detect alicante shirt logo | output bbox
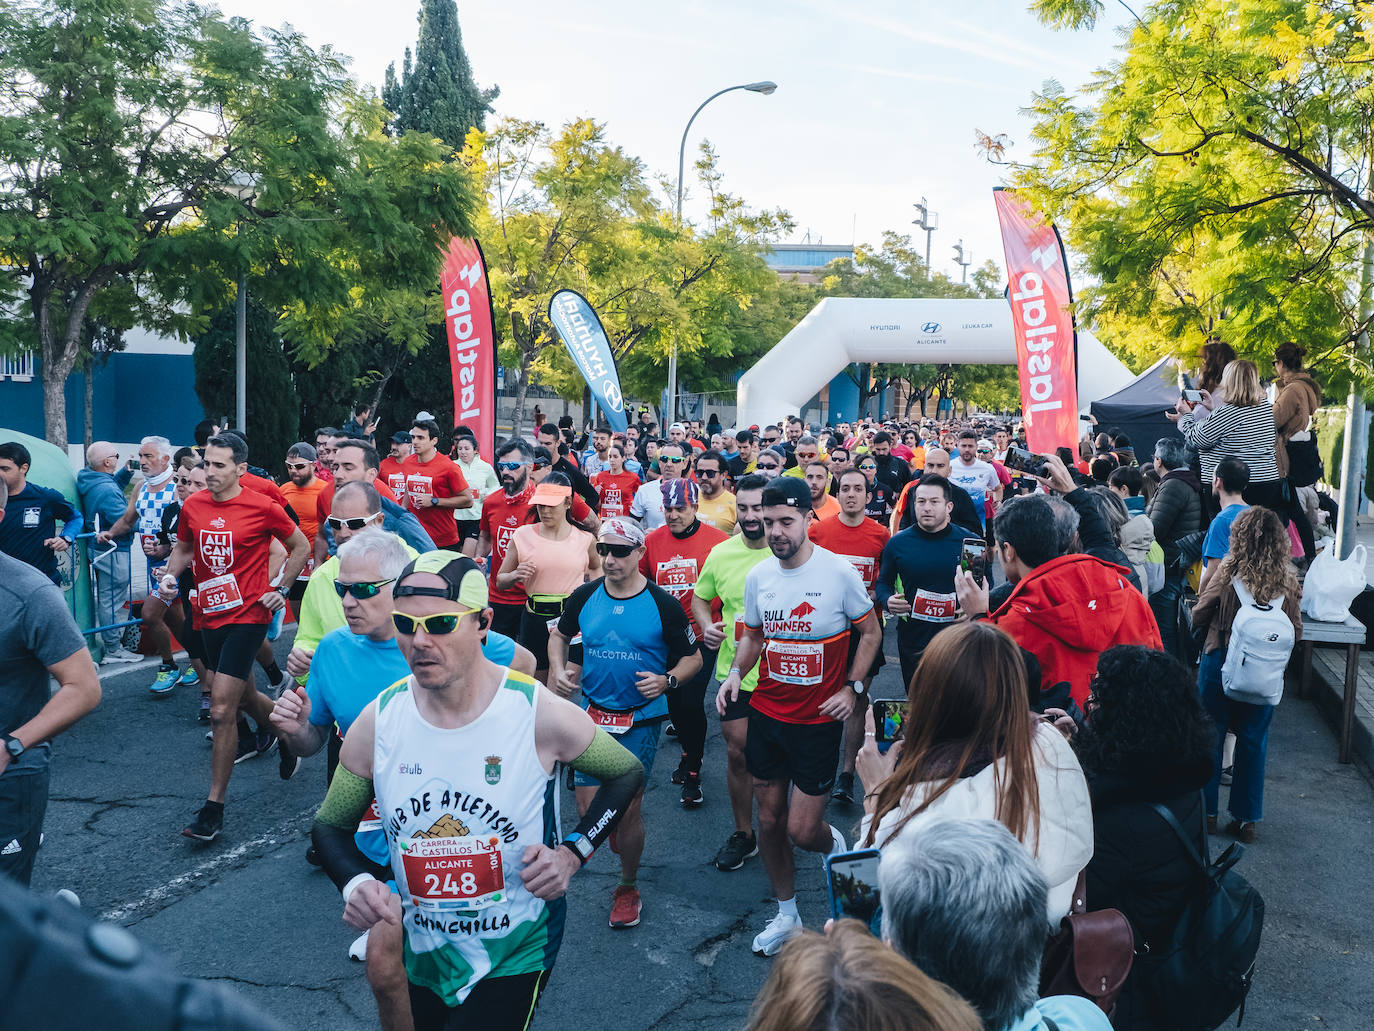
[484,755,502,785]
[199,529,233,575]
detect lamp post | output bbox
[952,239,972,283]
[221,171,259,432]
[913,197,938,275]
[667,80,776,432]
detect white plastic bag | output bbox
[1300,543,1367,622]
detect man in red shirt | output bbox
[639,478,727,807]
[807,466,890,804]
[378,431,411,497]
[402,419,472,548]
[279,442,327,619]
[478,438,538,640]
[158,434,310,843]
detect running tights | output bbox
[666,646,716,772]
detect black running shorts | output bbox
[745,709,844,797]
[200,623,268,681]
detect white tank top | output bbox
[372,670,561,1004]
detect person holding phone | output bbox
[875,475,983,694]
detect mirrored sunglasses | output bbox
[334,578,395,600]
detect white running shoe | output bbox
[823,823,847,868]
[751,911,802,956]
[349,929,369,962]
[100,648,142,665]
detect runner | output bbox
[807,466,890,805]
[451,432,499,558]
[691,473,772,871]
[693,450,737,534]
[314,439,434,564]
[548,518,701,928]
[948,429,1003,534]
[855,454,895,525]
[801,460,841,521]
[479,440,538,642]
[590,445,640,519]
[157,434,310,842]
[580,425,612,477]
[631,441,687,530]
[280,443,328,620]
[379,432,412,498]
[715,476,880,955]
[0,441,83,586]
[311,552,644,1030]
[402,420,473,549]
[638,480,727,807]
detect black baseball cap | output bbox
[761,475,812,511]
[390,431,412,444]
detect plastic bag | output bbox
[1301,543,1367,622]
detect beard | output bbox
[739,519,765,541]
[769,534,802,561]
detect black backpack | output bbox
[1145,800,1265,1029]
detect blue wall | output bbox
[0,352,206,444]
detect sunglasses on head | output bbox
[497,461,526,471]
[595,542,638,558]
[334,578,395,600]
[327,515,377,531]
[391,609,480,635]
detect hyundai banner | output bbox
[992,188,1079,453]
[548,289,628,433]
[440,236,497,461]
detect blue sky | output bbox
[220,0,1128,282]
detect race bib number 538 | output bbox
[400,835,505,910]
[765,640,823,685]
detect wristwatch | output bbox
[276,585,291,600]
[2,734,25,761]
[850,679,867,695]
[665,673,679,692]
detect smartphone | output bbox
[872,699,908,754]
[1182,389,1203,403]
[826,848,883,932]
[1003,445,1049,478]
[961,537,989,586]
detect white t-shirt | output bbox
[949,458,1000,498]
[629,480,667,530]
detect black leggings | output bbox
[409,970,551,1031]
[666,645,717,772]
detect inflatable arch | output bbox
[735,298,1135,429]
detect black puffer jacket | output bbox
[1147,469,1203,567]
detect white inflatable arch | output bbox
[735,297,1134,428]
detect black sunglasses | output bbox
[334,578,395,599]
[327,515,376,531]
[660,457,685,464]
[595,542,638,558]
[533,460,550,470]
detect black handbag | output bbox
[1286,434,1322,488]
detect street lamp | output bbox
[913,197,938,275]
[220,170,259,433]
[667,80,776,430]
[953,239,972,283]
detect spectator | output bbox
[1189,337,1238,429]
[77,442,138,663]
[1093,486,1162,597]
[1108,465,1146,515]
[0,441,83,585]
[1111,432,1136,467]
[1073,645,1215,1031]
[1198,457,1250,595]
[340,402,376,440]
[857,622,1093,921]
[879,818,1112,1031]
[1146,437,1203,657]
[1089,454,1117,485]
[1193,506,1302,843]
[1271,341,1321,559]
[744,919,983,1031]
[955,493,1160,708]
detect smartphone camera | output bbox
[872,699,908,755]
[826,848,883,934]
[1005,445,1050,479]
[960,537,989,587]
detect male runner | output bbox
[693,450,737,534]
[0,441,83,585]
[478,439,537,641]
[691,473,772,871]
[715,476,879,955]
[801,460,841,521]
[630,441,687,530]
[314,439,434,564]
[580,425,612,478]
[280,442,328,619]
[807,467,890,805]
[948,428,1003,531]
[312,552,644,1030]
[403,420,472,549]
[380,432,412,497]
[638,481,726,807]
[158,434,310,842]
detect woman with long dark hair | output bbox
[857,621,1093,921]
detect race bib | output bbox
[655,557,698,598]
[400,834,505,910]
[909,588,957,623]
[600,486,624,516]
[358,797,383,835]
[547,616,582,646]
[296,555,315,582]
[765,639,823,686]
[407,475,434,506]
[842,554,877,589]
[387,473,406,496]
[22,507,39,528]
[585,703,635,735]
[198,572,245,614]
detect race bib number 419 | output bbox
[400,835,505,910]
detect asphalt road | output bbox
[29,624,1374,1031]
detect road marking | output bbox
[99,805,318,925]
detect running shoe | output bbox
[680,772,704,809]
[348,929,369,962]
[751,911,802,956]
[253,727,278,760]
[266,606,285,641]
[665,723,678,739]
[670,753,689,785]
[609,885,642,928]
[233,730,261,764]
[831,772,855,805]
[197,694,211,723]
[179,666,201,687]
[266,671,290,699]
[823,823,847,869]
[713,831,758,872]
[279,739,302,781]
[54,889,81,909]
[148,664,179,696]
[181,804,223,842]
[100,647,141,665]
[305,845,323,868]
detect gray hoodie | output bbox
[76,467,134,550]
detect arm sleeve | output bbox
[565,729,645,854]
[312,765,382,893]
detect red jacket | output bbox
[989,554,1161,707]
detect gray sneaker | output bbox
[100,647,142,665]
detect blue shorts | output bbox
[574,720,662,787]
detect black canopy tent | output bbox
[1088,357,1184,459]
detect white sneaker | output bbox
[349,929,369,962]
[823,823,847,868]
[751,911,802,956]
[100,648,142,665]
[54,889,81,908]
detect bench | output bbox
[1295,614,1367,763]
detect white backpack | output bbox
[1221,579,1294,706]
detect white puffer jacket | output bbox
[861,721,1094,923]
[1119,513,1163,596]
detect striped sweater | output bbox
[1181,401,1279,484]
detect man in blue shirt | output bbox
[1199,457,1251,595]
[548,516,701,930]
[0,441,83,585]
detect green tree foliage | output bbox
[383,0,498,149]
[1014,0,1374,396]
[0,0,476,447]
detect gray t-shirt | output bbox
[0,552,86,769]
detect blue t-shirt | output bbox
[483,629,517,667]
[557,578,696,722]
[1202,503,1248,567]
[1004,995,1113,1031]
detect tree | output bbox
[0,0,476,448]
[383,0,497,150]
[1012,0,1374,392]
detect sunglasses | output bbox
[175,476,197,486]
[757,462,781,470]
[286,462,311,472]
[595,542,638,558]
[327,515,378,531]
[391,609,480,635]
[497,461,527,471]
[533,461,550,470]
[763,437,780,444]
[697,468,720,477]
[334,578,396,599]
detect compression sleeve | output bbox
[312,766,381,894]
[561,730,644,862]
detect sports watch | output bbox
[2,734,25,761]
[850,680,867,695]
[664,673,679,693]
[276,585,291,600]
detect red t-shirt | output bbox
[379,457,408,498]
[314,477,400,526]
[481,483,534,605]
[280,478,327,581]
[592,470,641,518]
[177,488,297,628]
[639,521,728,634]
[240,471,289,512]
[403,452,470,547]
[808,514,890,594]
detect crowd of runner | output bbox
[0,340,1328,1030]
